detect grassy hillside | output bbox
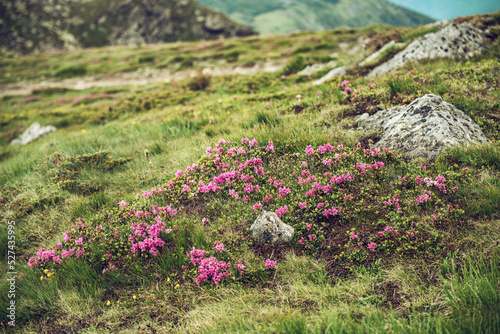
[0,12,500,333]
[197,0,434,34]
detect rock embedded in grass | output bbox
[249,209,294,243]
[10,122,56,145]
[359,94,488,160]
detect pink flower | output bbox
[265,259,277,269]
[253,203,262,211]
[266,141,274,151]
[370,79,375,82]
[350,231,358,239]
[367,242,376,252]
[296,94,302,100]
[214,241,224,252]
[317,91,322,95]
[265,102,270,107]
[118,200,128,207]
[182,185,190,192]
[237,263,246,271]
[175,170,184,178]
[345,87,351,93]
[378,232,384,237]
[299,202,307,209]
[55,242,62,249]
[301,161,307,166]
[281,74,286,79]
[306,224,313,232]
[305,145,314,156]
[275,205,288,218]
[202,217,209,224]
[75,237,83,245]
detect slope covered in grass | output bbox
[0,12,499,333]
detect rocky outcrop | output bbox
[0,0,256,55]
[368,23,488,77]
[358,94,488,160]
[249,209,294,243]
[313,66,348,85]
[10,122,56,145]
[359,40,405,67]
[298,61,337,76]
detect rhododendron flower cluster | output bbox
[187,247,231,285]
[265,259,277,269]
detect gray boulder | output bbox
[10,122,56,145]
[368,23,488,77]
[249,209,294,243]
[359,94,488,160]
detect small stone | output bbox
[249,210,294,243]
[10,122,56,145]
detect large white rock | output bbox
[368,23,488,77]
[10,122,56,145]
[249,209,294,243]
[359,94,488,160]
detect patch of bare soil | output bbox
[0,60,287,97]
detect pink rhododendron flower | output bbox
[253,203,262,211]
[305,145,314,156]
[350,231,358,239]
[265,259,277,269]
[118,200,128,207]
[266,141,274,151]
[214,241,224,252]
[275,205,288,218]
[368,242,376,252]
[182,185,190,192]
[299,202,307,209]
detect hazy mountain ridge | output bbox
[197,0,435,34]
[0,0,256,55]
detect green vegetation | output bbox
[0,12,499,334]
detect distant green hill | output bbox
[0,0,255,54]
[197,0,434,35]
[386,0,500,20]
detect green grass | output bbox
[1,11,499,333]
